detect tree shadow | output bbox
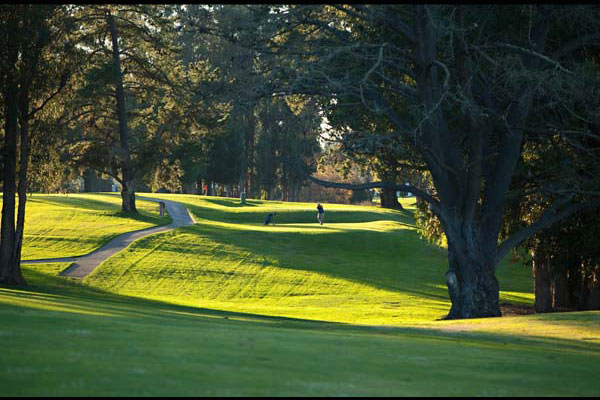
[203,198,260,208]
[3,268,599,355]
[28,195,126,212]
[141,221,452,303]
[161,205,528,305]
[186,203,415,227]
[27,194,169,225]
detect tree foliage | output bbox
[253,4,600,318]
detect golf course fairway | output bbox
[1,193,598,396]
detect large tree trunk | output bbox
[107,10,137,213]
[444,237,501,319]
[380,186,403,210]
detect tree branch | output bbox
[282,156,439,209]
[495,197,600,266]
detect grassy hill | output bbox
[83,194,532,325]
[20,193,170,260]
[1,193,598,396]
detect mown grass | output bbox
[1,262,599,396]
[84,194,533,325]
[1,193,599,396]
[14,193,171,260]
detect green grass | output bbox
[2,263,599,396]
[83,194,533,325]
[1,193,599,396]
[15,193,171,260]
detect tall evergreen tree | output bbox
[64,5,184,212]
[0,5,79,284]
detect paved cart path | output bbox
[21,196,195,278]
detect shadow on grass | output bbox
[3,268,599,355]
[171,200,532,304]
[28,195,127,212]
[21,219,173,262]
[203,198,260,208]
[114,222,454,303]
[28,194,171,226]
[186,203,416,227]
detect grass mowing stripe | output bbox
[10,193,171,260]
[1,194,598,396]
[82,195,532,325]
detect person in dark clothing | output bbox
[316,202,324,225]
[264,212,276,225]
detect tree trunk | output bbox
[0,80,25,285]
[239,172,247,204]
[281,169,289,202]
[121,181,137,213]
[380,186,403,210]
[444,238,501,319]
[533,248,553,313]
[552,268,572,310]
[287,183,295,202]
[12,84,32,285]
[107,10,137,214]
[239,128,247,204]
[584,268,600,309]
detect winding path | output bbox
[21,196,195,278]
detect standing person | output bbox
[264,212,276,226]
[317,202,325,225]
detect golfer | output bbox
[265,212,276,226]
[317,202,324,225]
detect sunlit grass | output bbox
[438,311,600,345]
[1,194,599,396]
[82,194,533,325]
[8,193,171,260]
[1,262,598,396]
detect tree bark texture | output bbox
[444,239,501,319]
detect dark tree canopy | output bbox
[247,4,600,318]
